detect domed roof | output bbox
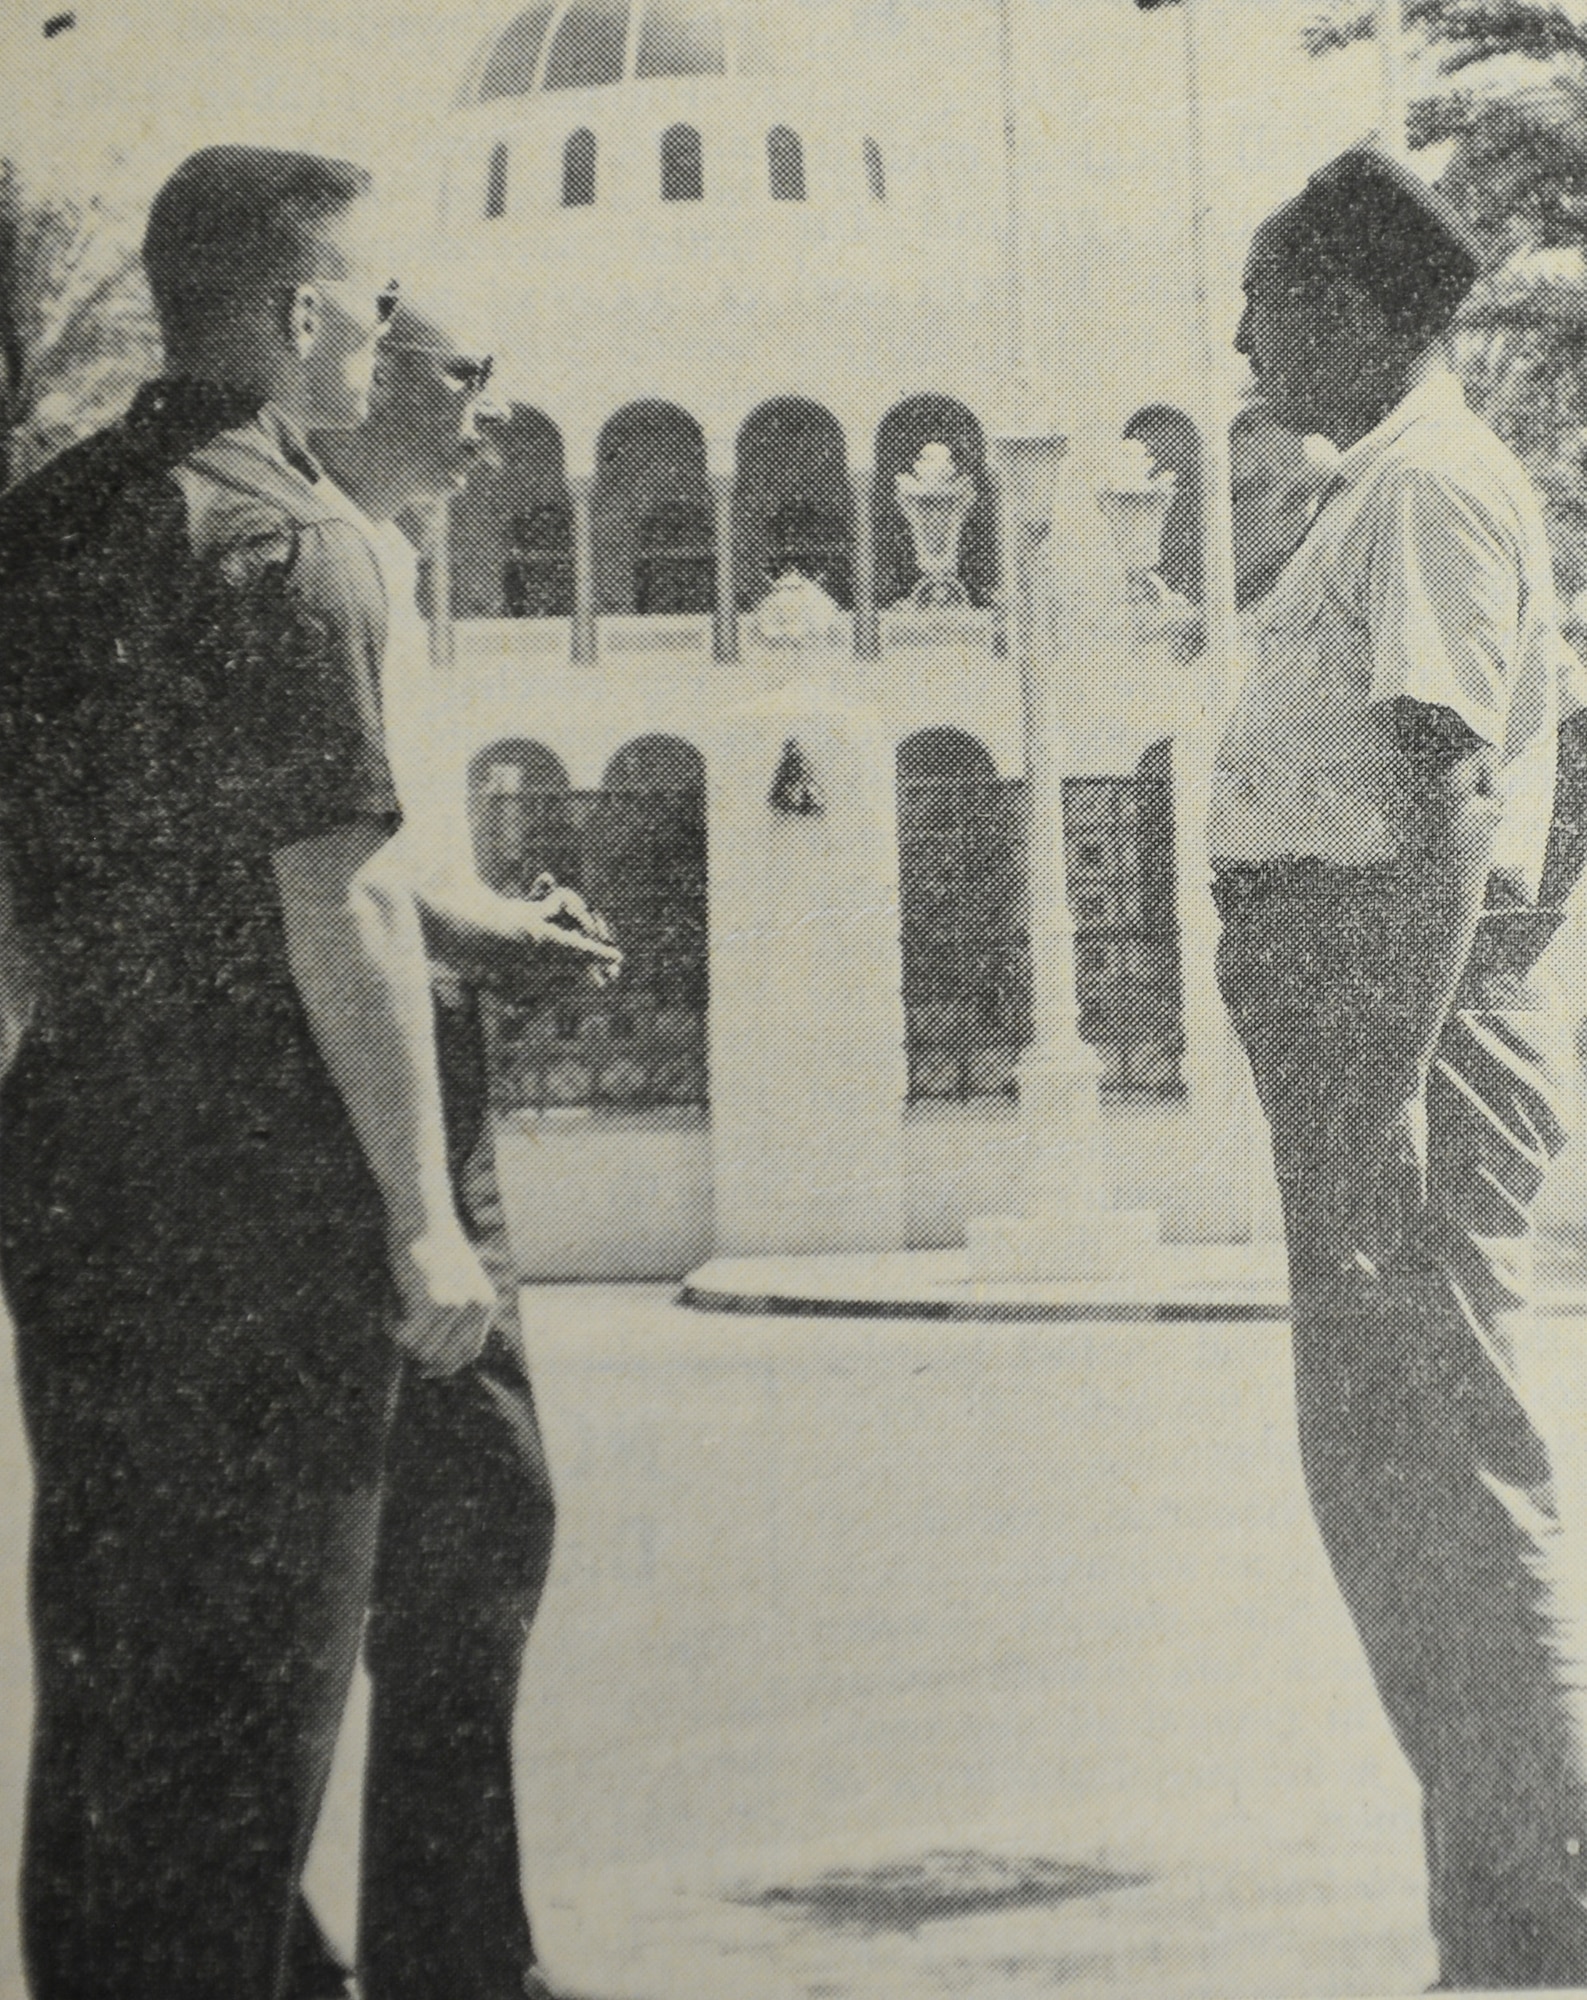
[459,0,799,104]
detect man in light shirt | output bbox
[310,301,617,2000]
[1214,145,1587,1986]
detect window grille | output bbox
[501,501,575,618]
[660,123,704,201]
[895,732,1185,1104]
[562,127,597,206]
[1063,750,1185,1099]
[634,497,714,612]
[767,126,806,202]
[898,770,1032,1103]
[473,785,710,1111]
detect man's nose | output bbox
[1233,305,1253,357]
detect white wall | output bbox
[495,1110,713,1279]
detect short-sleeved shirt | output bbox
[0,380,402,1446]
[1209,367,1584,900]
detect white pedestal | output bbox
[966,1046,1164,1281]
[705,666,908,1258]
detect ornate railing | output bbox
[470,786,710,1112]
[898,761,1185,1105]
[898,777,1033,1102]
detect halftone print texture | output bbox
[14,4,1587,1999]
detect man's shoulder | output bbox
[0,421,144,586]
[177,431,385,617]
[1378,398,1542,538]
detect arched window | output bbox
[767,126,806,202]
[484,141,509,220]
[562,128,597,207]
[477,3,556,100]
[863,137,886,203]
[542,0,627,89]
[1121,404,1203,604]
[733,397,854,609]
[660,123,704,202]
[592,401,715,614]
[468,739,573,894]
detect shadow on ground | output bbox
[739,1849,1149,1935]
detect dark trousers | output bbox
[19,1391,384,2000]
[0,1026,397,2000]
[1217,860,1587,1987]
[353,980,557,2000]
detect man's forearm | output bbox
[1538,710,1587,917]
[1384,753,1500,1063]
[274,824,457,1244]
[0,844,38,1078]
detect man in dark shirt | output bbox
[0,146,499,2000]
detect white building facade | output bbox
[396,0,1292,1279]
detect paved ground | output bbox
[7,1286,1587,1997]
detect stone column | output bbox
[966,430,1163,1280]
[709,470,738,664]
[567,472,597,666]
[849,461,879,660]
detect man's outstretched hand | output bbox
[518,874,623,988]
[414,867,623,996]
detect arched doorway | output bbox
[468,734,710,1110]
[733,398,854,609]
[452,406,572,619]
[466,738,573,892]
[873,396,998,610]
[593,402,715,615]
[1122,404,1203,605]
[896,727,1031,1102]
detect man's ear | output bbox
[287,283,321,361]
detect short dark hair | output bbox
[1259,145,1483,347]
[143,144,374,347]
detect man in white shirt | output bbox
[1214,145,1587,1986]
[307,305,618,2000]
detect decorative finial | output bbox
[750,570,842,650]
[895,442,976,609]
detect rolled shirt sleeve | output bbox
[1364,466,1519,749]
[220,513,402,857]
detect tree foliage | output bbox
[1308,2,1587,585]
[0,158,161,488]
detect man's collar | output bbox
[257,403,324,485]
[126,377,268,463]
[125,380,325,486]
[1334,361,1467,487]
